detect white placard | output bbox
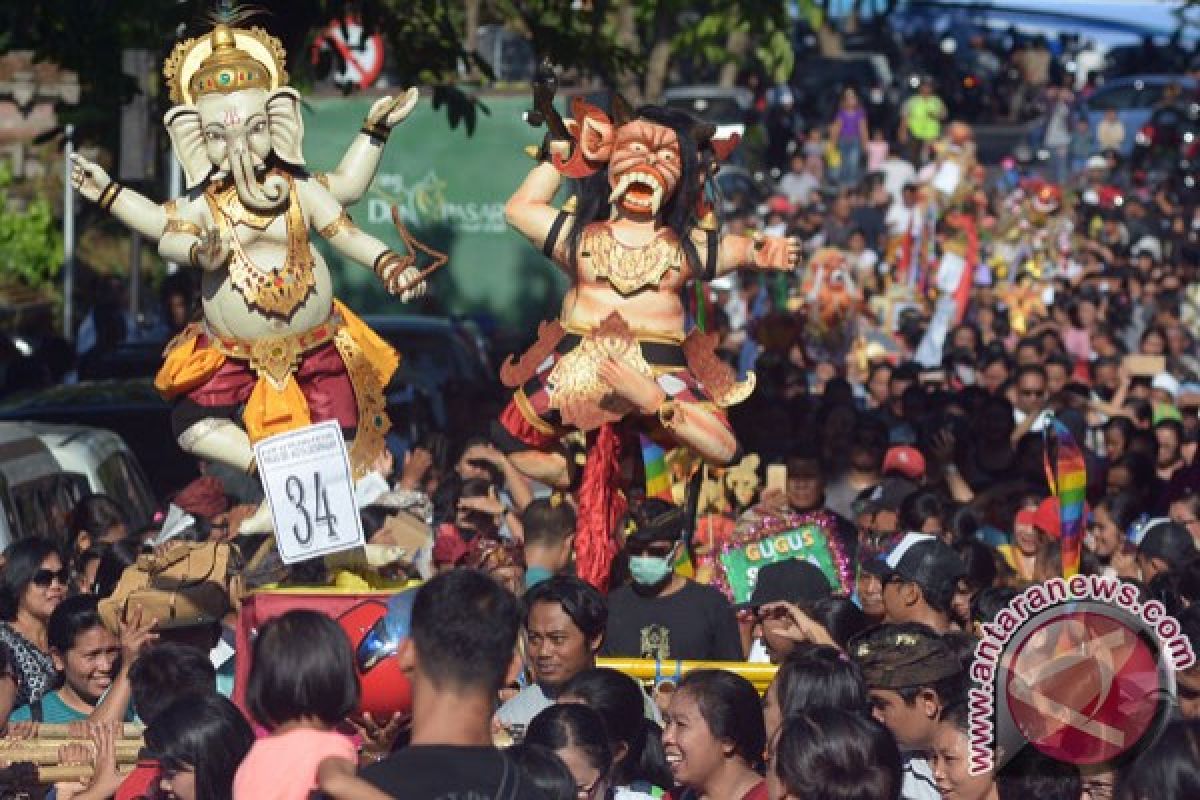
[254,420,365,564]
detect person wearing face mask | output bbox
[602,500,743,662]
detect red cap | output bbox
[1031,496,1090,541]
[882,446,926,481]
[1032,497,1063,539]
[1015,508,1037,529]
[767,195,793,214]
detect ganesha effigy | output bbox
[495,73,798,588]
[70,18,436,530]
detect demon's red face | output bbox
[604,120,681,216]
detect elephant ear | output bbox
[266,87,305,168]
[163,105,210,190]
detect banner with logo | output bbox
[301,95,568,334]
[714,511,851,603]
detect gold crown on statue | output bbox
[164,22,288,105]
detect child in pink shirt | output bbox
[865,129,889,173]
[233,611,361,800]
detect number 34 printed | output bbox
[284,471,339,545]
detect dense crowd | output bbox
[0,44,1199,800]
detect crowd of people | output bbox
[0,35,1199,800]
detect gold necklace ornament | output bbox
[204,175,316,320]
[581,224,682,295]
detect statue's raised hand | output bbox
[69,153,111,204]
[380,261,427,303]
[752,233,802,271]
[367,88,420,132]
[192,225,231,272]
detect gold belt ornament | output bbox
[547,312,655,431]
[204,175,317,320]
[208,315,341,390]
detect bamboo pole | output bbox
[0,741,142,765]
[16,723,144,740]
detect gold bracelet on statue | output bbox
[372,250,414,282]
[98,182,123,211]
[657,399,680,430]
[317,211,354,239]
[360,120,390,144]
[188,241,201,269]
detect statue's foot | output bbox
[597,358,665,415]
[237,501,275,535]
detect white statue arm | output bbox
[69,154,166,240]
[303,179,426,303]
[318,89,419,207]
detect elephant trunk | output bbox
[230,147,289,213]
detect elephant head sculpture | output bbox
[163,23,302,212]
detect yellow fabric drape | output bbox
[154,328,227,399]
[153,300,399,446]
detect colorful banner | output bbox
[1044,416,1087,578]
[714,511,851,604]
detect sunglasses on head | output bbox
[31,568,69,588]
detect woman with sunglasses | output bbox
[0,538,68,714]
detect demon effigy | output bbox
[496,71,799,588]
[70,14,439,531]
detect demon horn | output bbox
[611,92,635,126]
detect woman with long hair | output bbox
[147,693,255,800]
[559,667,673,794]
[0,538,68,713]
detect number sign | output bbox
[254,420,364,564]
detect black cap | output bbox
[856,476,919,518]
[864,533,966,593]
[744,559,833,609]
[1138,519,1197,564]
[850,623,961,689]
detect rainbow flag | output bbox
[641,435,673,502]
[641,435,695,577]
[1043,416,1087,578]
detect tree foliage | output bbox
[0,0,793,145]
[0,165,63,290]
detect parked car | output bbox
[661,86,755,141]
[1032,75,1199,157]
[0,421,156,548]
[0,380,193,502]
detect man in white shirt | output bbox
[886,182,924,240]
[778,154,822,207]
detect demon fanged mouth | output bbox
[609,170,667,215]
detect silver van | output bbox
[0,422,155,549]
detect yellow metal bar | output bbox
[595,658,777,693]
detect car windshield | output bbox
[664,95,746,124]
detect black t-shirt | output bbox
[361,745,545,800]
[602,580,743,661]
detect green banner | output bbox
[718,523,841,604]
[301,95,568,334]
